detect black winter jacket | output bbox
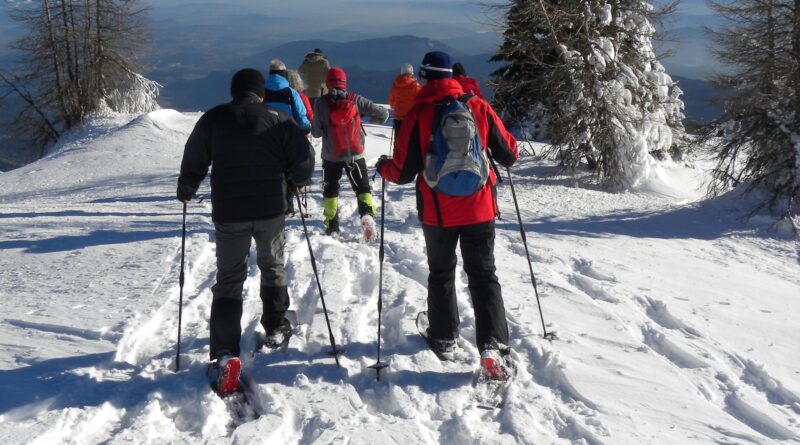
[178,94,315,222]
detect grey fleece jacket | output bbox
[312,88,389,163]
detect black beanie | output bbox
[230,68,265,98]
[419,51,452,81]
[452,63,466,77]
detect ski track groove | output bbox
[556,251,800,442]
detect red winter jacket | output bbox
[378,78,518,227]
[298,90,314,123]
[454,75,485,100]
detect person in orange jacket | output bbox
[388,63,421,134]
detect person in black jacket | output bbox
[177,68,315,396]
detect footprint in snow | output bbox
[572,258,617,282]
[638,297,703,338]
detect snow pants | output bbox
[209,215,289,359]
[321,158,375,228]
[422,220,509,352]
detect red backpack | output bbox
[326,93,364,158]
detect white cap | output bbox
[269,59,286,72]
[400,63,414,75]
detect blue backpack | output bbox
[423,95,489,196]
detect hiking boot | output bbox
[426,329,456,361]
[264,319,293,349]
[325,218,340,236]
[479,348,513,382]
[361,214,376,242]
[212,355,241,396]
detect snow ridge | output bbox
[0,113,798,444]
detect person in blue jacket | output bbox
[264,60,311,133]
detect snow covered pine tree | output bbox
[491,0,685,188]
[703,0,800,227]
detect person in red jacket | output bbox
[375,51,518,380]
[452,62,485,100]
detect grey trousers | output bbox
[210,215,289,359]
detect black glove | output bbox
[176,181,195,203]
[374,155,391,174]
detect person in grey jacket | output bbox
[312,67,388,239]
[177,68,314,396]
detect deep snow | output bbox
[0,110,798,444]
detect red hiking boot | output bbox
[480,349,512,382]
[213,355,241,397]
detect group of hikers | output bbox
[177,48,518,397]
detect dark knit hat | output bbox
[419,51,452,81]
[326,67,347,90]
[230,68,265,98]
[452,63,466,77]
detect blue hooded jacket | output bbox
[264,74,310,131]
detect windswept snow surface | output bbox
[1,111,799,444]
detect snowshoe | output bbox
[474,347,517,409]
[264,323,293,349]
[325,219,341,236]
[255,311,297,353]
[416,311,456,361]
[479,349,514,382]
[209,355,242,397]
[361,214,376,242]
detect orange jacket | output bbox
[388,74,420,119]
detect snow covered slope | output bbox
[0,110,798,444]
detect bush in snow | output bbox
[0,0,157,156]
[97,72,161,116]
[702,0,800,224]
[490,0,686,189]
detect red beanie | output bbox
[326,67,347,90]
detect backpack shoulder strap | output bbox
[458,93,475,104]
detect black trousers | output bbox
[392,118,403,135]
[322,158,373,218]
[209,216,289,360]
[423,220,509,352]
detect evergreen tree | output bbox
[490,0,685,188]
[0,0,159,154]
[703,0,800,221]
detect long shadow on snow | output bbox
[88,195,177,204]
[0,210,204,220]
[0,339,217,414]
[499,203,762,241]
[0,174,177,205]
[0,228,196,253]
[0,353,183,414]
[250,335,471,394]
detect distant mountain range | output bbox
[245,36,462,72]
[154,35,724,124]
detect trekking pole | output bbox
[368,177,389,380]
[295,193,345,366]
[175,201,187,371]
[387,124,395,156]
[506,167,556,341]
[302,186,309,217]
